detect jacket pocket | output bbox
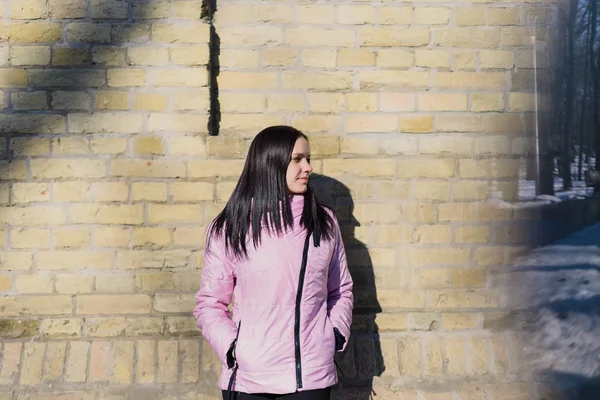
[226,321,242,369]
[333,327,345,352]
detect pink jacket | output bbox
[194,194,354,394]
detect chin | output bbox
[290,186,307,194]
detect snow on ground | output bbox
[508,223,600,398]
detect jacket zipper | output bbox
[294,232,312,389]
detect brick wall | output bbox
[0,0,561,399]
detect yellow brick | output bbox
[432,289,500,311]
[380,7,412,24]
[220,93,266,113]
[435,28,500,48]
[170,46,209,66]
[397,159,456,179]
[51,91,89,111]
[340,137,379,156]
[92,46,126,66]
[473,246,507,267]
[451,268,487,287]
[10,0,47,19]
[360,27,429,47]
[444,337,467,375]
[400,115,434,133]
[95,91,129,110]
[266,94,304,112]
[171,182,213,202]
[94,227,130,247]
[338,49,375,67]
[323,159,395,178]
[173,91,210,111]
[455,8,487,26]
[131,182,167,201]
[439,203,511,223]
[112,342,134,384]
[0,342,22,384]
[49,0,87,18]
[51,137,89,155]
[256,4,293,23]
[128,47,169,66]
[419,136,473,157]
[220,114,286,136]
[469,336,489,374]
[29,69,105,88]
[10,46,50,65]
[0,296,71,316]
[36,251,112,271]
[219,49,259,68]
[0,275,9,291]
[471,93,504,112]
[148,204,202,224]
[375,225,413,245]
[398,336,422,376]
[54,228,91,248]
[96,274,135,293]
[11,228,51,249]
[15,274,53,293]
[488,8,519,26]
[132,136,164,155]
[91,0,128,18]
[152,68,208,87]
[69,113,142,134]
[157,340,178,383]
[107,69,145,87]
[459,159,519,179]
[219,26,282,46]
[135,340,156,383]
[454,50,477,69]
[380,93,415,112]
[110,159,187,178]
[296,5,335,24]
[167,136,207,156]
[88,341,110,382]
[77,295,151,315]
[501,27,536,46]
[480,50,514,69]
[126,317,164,336]
[71,203,142,224]
[64,341,89,382]
[435,72,505,90]
[259,47,295,67]
[66,23,111,43]
[376,49,414,68]
[173,227,205,247]
[475,136,511,156]
[152,23,210,44]
[337,5,376,24]
[437,114,483,132]
[20,342,45,384]
[286,27,354,47]
[406,247,471,267]
[87,316,126,338]
[508,93,535,112]
[414,7,451,25]
[11,91,47,110]
[415,50,450,68]
[443,313,481,330]
[173,1,202,19]
[418,93,468,112]
[414,180,451,201]
[133,0,169,19]
[11,183,50,203]
[30,159,105,179]
[218,71,277,90]
[188,160,244,178]
[133,93,167,111]
[52,48,91,66]
[424,337,444,376]
[1,114,64,133]
[92,182,129,202]
[344,93,377,112]
[346,114,397,133]
[43,342,67,380]
[455,225,490,244]
[111,23,150,43]
[133,227,171,247]
[53,182,90,202]
[0,206,66,226]
[301,49,337,68]
[359,71,428,90]
[180,340,200,383]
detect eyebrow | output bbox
[292,152,310,157]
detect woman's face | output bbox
[286,137,312,194]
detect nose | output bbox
[304,159,313,174]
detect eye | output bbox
[306,157,311,164]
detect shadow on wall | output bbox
[311,174,384,400]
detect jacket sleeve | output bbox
[193,229,238,366]
[327,216,354,352]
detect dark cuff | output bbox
[333,328,346,352]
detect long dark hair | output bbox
[208,125,334,259]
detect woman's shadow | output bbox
[310,174,385,400]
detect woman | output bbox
[194,125,354,400]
